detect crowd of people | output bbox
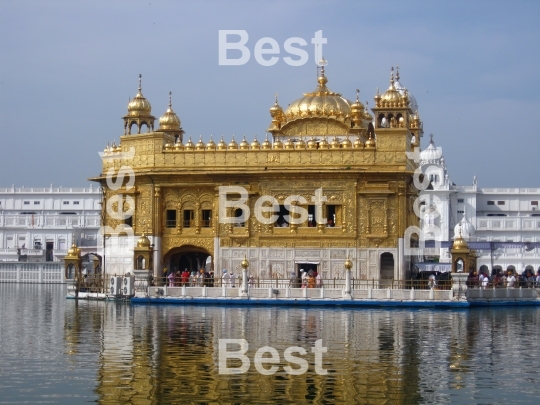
[288,269,322,288]
[466,269,540,288]
[166,268,215,287]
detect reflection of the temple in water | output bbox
[61,303,540,404]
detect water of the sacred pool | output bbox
[1,284,539,404]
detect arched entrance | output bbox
[479,264,489,275]
[380,252,395,280]
[164,245,212,276]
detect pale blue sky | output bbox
[0,0,538,187]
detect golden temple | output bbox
[92,66,423,281]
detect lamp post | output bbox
[344,255,353,299]
[240,255,249,298]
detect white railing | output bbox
[481,188,540,194]
[0,214,101,228]
[476,216,540,231]
[0,263,64,283]
[0,187,101,194]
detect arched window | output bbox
[137,255,146,269]
[66,264,75,279]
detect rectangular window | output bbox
[307,205,316,227]
[234,208,245,227]
[183,210,194,228]
[23,201,30,205]
[326,205,337,227]
[73,201,80,205]
[124,216,133,228]
[275,205,289,227]
[63,201,69,205]
[532,201,538,206]
[166,210,177,228]
[34,201,40,205]
[457,199,464,203]
[201,210,212,227]
[497,201,505,205]
[487,201,495,205]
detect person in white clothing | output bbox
[506,272,516,288]
[481,274,489,288]
[229,272,236,288]
[222,269,230,287]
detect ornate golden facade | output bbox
[92,66,423,280]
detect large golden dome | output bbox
[158,92,181,130]
[127,74,152,116]
[270,63,372,137]
[284,69,352,122]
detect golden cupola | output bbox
[270,60,371,139]
[158,91,183,128]
[67,242,81,258]
[136,232,151,248]
[379,68,404,107]
[267,96,286,135]
[123,74,155,135]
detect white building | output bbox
[0,185,102,263]
[419,137,540,275]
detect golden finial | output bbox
[168,91,172,109]
[355,89,360,102]
[138,74,142,93]
[317,57,328,87]
[275,93,278,104]
[396,65,400,81]
[390,67,394,86]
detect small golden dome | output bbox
[307,137,318,149]
[127,74,152,116]
[353,136,364,149]
[330,137,341,149]
[217,136,227,150]
[174,140,184,151]
[295,138,306,149]
[206,136,216,150]
[184,136,195,151]
[158,92,181,130]
[284,138,295,150]
[164,142,173,151]
[350,90,365,114]
[269,95,284,118]
[273,138,283,149]
[380,68,404,106]
[341,136,352,149]
[365,134,376,149]
[195,136,205,150]
[452,234,469,250]
[137,232,151,248]
[228,136,238,150]
[319,136,329,149]
[67,243,80,257]
[239,136,250,150]
[261,134,272,150]
[364,104,373,122]
[114,144,122,153]
[251,136,261,149]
